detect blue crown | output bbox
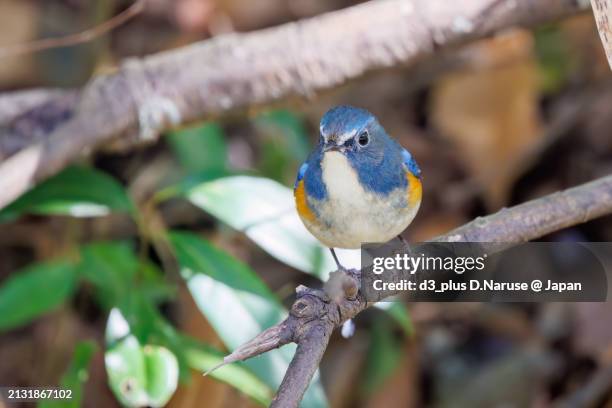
[320,106,375,138]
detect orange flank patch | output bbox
[294,180,316,223]
[407,171,422,208]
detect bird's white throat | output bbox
[321,151,365,203]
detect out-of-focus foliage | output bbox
[38,341,98,408]
[0,261,77,331]
[255,110,311,183]
[175,175,335,278]
[0,166,134,222]
[0,154,331,406]
[105,309,179,408]
[167,123,228,174]
[78,242,142,309]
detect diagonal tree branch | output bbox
[209,174,612,407]
[0,0,590,209]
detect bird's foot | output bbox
[328,247,345,271]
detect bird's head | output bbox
[319,105,391,166]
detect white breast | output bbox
[322,151,365,205]
[302,151,419,249]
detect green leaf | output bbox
[169,231,283,341]
[181,175,336,279]
[138,261,177,304]
[78,241,176,311]
[167,122,227,173]
[374,303,413,336]
[181,337,273,406]
[116,293,270,403]
[153,169,233,203]
[0,261,77,331]
[169,231,328,408]
[0,166,134,222]
[76,241,187,380]
[77,242,139,309]
[38,341,97,408]
[143,345,179,406]
[105,309,179,408]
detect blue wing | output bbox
[401,148,421,179]
[294,162,308,188]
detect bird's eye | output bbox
[358,131,369,146]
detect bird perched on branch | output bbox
[294,105,422,270]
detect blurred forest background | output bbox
[1,0,612,407]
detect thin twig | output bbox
[0,0,146,59]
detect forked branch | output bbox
[210,174,612,407]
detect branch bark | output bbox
[210,174,612,408]
[590,0,612,69]
[0,0,589,209]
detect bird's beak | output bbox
[323,144,336,152]
[323,145,344,153]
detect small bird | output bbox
[294,105,422,269]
